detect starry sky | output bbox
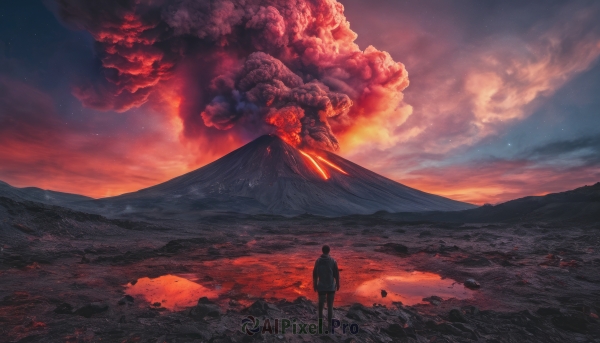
[1,0,599,204]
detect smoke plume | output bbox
[56,0,409,151]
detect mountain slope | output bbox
[83,135,475,217]
[0,180,93,205]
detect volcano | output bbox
[84,135,475,217]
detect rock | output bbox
[189,297,221,318]
[537,307,561,316]
[464,279,480,289]
[433,323,464,336]
[80,255,90,264]
[118,315,126,323]
[449,309,468,323]
[152,302,162,307]
[118,295,134,305]
[423,296,443,306]
[463,305,480,316]
[381,289,387,298]
[243,299,279,316]
[74,302,108,318]
[346,303,376,321]
[54,303,74,314]
[176,324,210,340]
[381,323,406,338]
[552,314,588,332]
[458,256,491,267]
[376,243,409,256]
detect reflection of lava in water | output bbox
[124,250,473,310]
[125,275,219,310]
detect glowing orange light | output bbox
[316,156,348,175]
[299,150,329,180]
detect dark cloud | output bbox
[53,0,409,151]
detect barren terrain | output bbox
[1,197,600,342]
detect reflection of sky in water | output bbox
[355,272,470,305]
[124,249,473,310]
[125,275,219,310]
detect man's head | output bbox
[322,245,330,255]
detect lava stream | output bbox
[299,150,329,180]
[316,156,349,175]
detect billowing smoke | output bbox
[55,0,409,151]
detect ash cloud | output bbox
[55,0,409,150]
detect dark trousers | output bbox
[318,291,335,325]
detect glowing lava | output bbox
[316,156,348,175]
[299,150,329,180]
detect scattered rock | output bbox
[449,309,468,323]
[53,303,74,314]
[152,302,162,307]
[74,302,108,318]
[381,289,387,298]
[464,279,480,289]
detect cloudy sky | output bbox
[1,0,599,204]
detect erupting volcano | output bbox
[85,135,475,217]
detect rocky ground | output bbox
[1,196,600,342]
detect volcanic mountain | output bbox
[79,135,475,218]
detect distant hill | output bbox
[0,180,92,206]
[369,182,600,224]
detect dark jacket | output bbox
[313,254,340,292]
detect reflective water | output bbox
[124,249,472,310]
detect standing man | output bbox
[313,245,340,331]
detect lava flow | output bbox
[299,150,349,180]
[316,155,349,175]
[299,150,329,180]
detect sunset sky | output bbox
[1,0,599,205]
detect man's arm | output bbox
[334,260,340,291]
[312,260,318,292]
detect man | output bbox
[312,245,340,330]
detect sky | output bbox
[0,0,599,204]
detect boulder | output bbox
[449,309,468,323]
[74,302,108,318]
[464,279,480,289]
[190,297,221,318]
